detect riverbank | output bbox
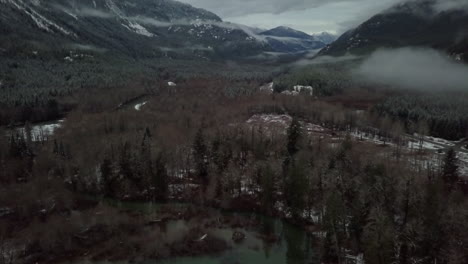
[5,196,318,264]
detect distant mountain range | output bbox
[259,26,336,53]
[0,0,273,60]
[0,0,337,61]
[320,0,468,61]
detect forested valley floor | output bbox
[1,60,468,264]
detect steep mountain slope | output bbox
[260,26,326,53]
[319,0,468,61]
[0,0,268,60]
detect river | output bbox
[70,200,319,264]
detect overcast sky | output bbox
[178,0,403,34]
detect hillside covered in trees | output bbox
[1,74,468,264]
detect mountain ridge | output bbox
[259,26,330,53]
[0,0,270,60]
[0,1,336,60]
[319,0,468,61]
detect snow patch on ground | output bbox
[301,209,321,224]
[350,129,393,146]
[123,21,154,37]
[346,253,364,264]
[413,133,457,148]
[134,101,147,111]
[303,122,326,133]
[247,114,291,128]
[408,140,444,151]
[63,9,78,20]
[7,0,75,36]
[245,114,326,136]
[15,120,64,142]
[244,114,467,177]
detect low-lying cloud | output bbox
[53,4,115,19]
[130,17,266,41]
[54,4,266,41]
[69,44,107,53]
[159,45,214,52]
[356,47,468,90]
[179,0,468,35]
[180,0,401,17]
[433,0,468,13]
[77,8,114,18]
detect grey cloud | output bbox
[130,16,174,27]
[53,4,115,19]
[356,48,468,91]
[294,53,360,66]
[180,0,468,35]
[432,0,468,13]
[159,45,214,52]
[69,44,107,53]
[179,0,400,18]
[131,17,266,40]
[78,8,115,18]
[179,0,403,34]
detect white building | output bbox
[293,85,314,96]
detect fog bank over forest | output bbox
[355,47,468,90]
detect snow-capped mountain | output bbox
[319,0,468,61]
[0,0,270,60]
[259,26,327,53]
[311,32,337,45]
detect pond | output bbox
[73,200,320,264]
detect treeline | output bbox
[1,77,467,264]
[271,59,371,97]
[0,54,274,126]
[3,111,467,264]
[375,92,468,140]
[273,67,347,96]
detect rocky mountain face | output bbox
[0,0,270,60]
[319,0,468,61]
[0,0,336,61]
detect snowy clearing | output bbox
[413,133,458,148]
[15,120,65,142]
[247,114,291,127]
[244,114,468,177]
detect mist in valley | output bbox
[355,47,468,91]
